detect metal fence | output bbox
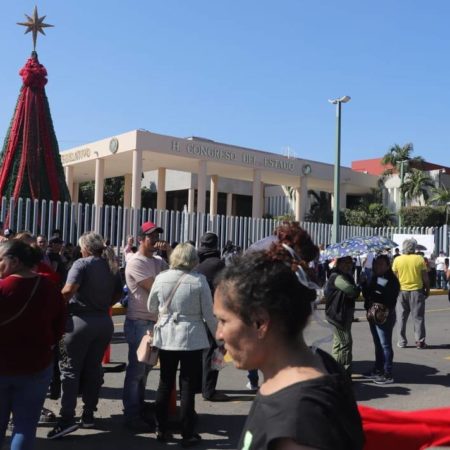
[1,196,448,254]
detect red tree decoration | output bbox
[0,52,70,203]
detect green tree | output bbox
[79,177,125,206]
[305,190,332,223]
[401,169,434,206]
[344,203,393,227]
[429,185,450,205]
[381,143,424,175]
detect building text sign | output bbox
[170,140,296,173]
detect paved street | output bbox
[4,295,450,450]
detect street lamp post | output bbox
[329,95,351,244]
[397,159,409,229]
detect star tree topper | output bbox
[17,6,54,51]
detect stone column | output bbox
[188,188,195,213]
[197,160,207,213]
[72,182,79,203]
[123,173,132,208]
[94,158,105,231]
[226,192,233,216]
[64,166,74,200]
[210,175,218,216]
[157,167,167,210]
[252,169,263,218]
[131,149,142,209]
[294,177,309,221]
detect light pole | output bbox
[329,95,351,244]
[397,159,409,229]
[446,201,450,225]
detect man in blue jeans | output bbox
[122,222,170,431]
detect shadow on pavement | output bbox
[352,360,450,401]
[31,412,246,450]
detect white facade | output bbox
[61,129,379,220]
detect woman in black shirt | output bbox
[213,222,364,450]
[361,254,400,384]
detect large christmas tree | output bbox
[0,8,70,203]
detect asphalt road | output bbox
[4,295,450,450]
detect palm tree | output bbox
[381,143,424,175]
[305,190,332,223]
[401,169,434,206]
[429,185,450,205]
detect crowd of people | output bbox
[1,218,447,450]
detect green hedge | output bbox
[399,206,446,227]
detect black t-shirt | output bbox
[237,349,364,450]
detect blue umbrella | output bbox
[320,236,397,262]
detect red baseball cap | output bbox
[140,221,163,235]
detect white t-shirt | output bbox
[435,256,446,271]
[125,253,168,321]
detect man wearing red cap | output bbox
[122,222,171,430]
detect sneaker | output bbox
[397,341,407,348]
[79,410,94,428]
[373,374,394,385]
[181,433,202,448]
[416,341,427,349]
[47,420,79,439]
[246,381,259,391]
[362,369,382,380]
[39,407,57,424]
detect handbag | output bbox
[136,330,159,366]
[366,302,389,325]
[136,273,188,365]
[0,276,40,327]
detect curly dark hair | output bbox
[215,250,317,340]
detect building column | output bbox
[210,175,218,216]
[94,158,105,231]
[64,166,74,200]
[197,160,207,213]
[157,168,166,210]
[123,173,132,208]
[72,182,79,203]
[226,192,233,216]
[187,188,195,213]
[252,169,263,218]
[131,149,142,209]
[294,176,309,222]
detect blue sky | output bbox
[1,1,450,167]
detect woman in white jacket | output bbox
[148,242,217,447]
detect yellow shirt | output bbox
[392,254,426,291]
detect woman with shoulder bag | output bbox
[361,254,400,385]
[0,240,66,450]
[148,242,217,447]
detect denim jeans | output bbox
[0,364,52,450]
[369,310,396,375]
[436,270,446,289]
[122,318,154,420]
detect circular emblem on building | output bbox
[109,137,119,154]
[302,164,312,175]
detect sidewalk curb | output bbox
[112,290,447,316]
